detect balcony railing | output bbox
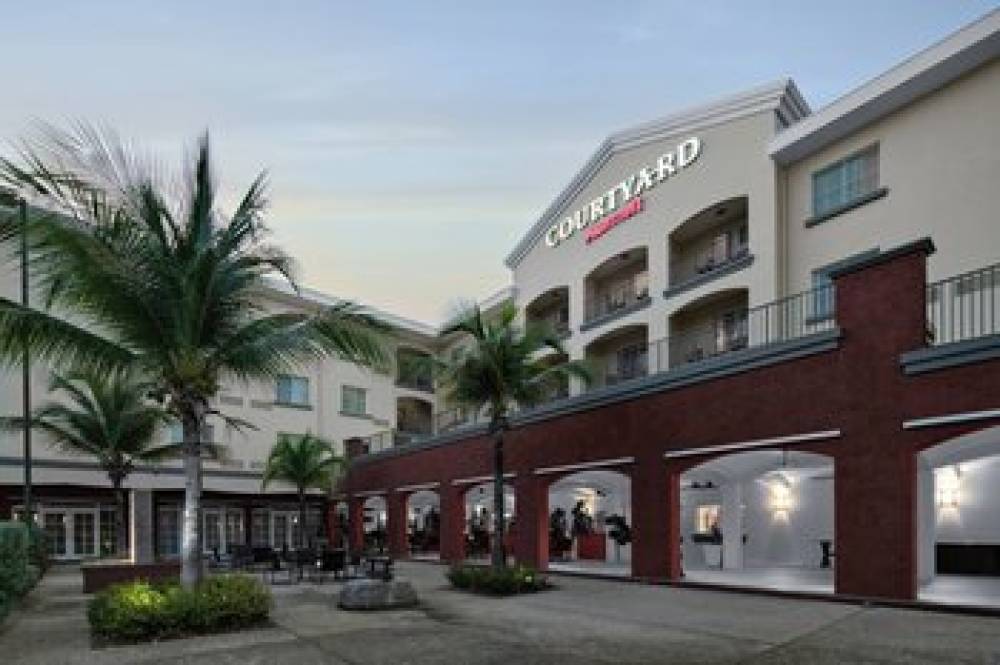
[670,244,750,287]
[396,373,434,393]
[528,309,571,337]
[584,278,650,326]
[364,287,837,448]
[927,262,1000,346]
[602,285,836,381]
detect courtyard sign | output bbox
[544,137,702,248]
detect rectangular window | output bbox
[811,144,879,218]
[276,375,310,406]
[341,385,367,416]
[157,505,180,557]
[169,422,215,444]
[99,508,118,556]
[251,509,270,548]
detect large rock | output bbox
[338,579,419,610]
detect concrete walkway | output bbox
[2,562,999,664]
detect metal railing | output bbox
[395,373,434,393]
[592,285,835,386]
[669,244,750,287]
[584,274,650,324]
[927,262,1000,346]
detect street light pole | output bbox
[19,198,32,526]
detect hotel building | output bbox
[4,9,1000,608]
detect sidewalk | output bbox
[2,562,999,664]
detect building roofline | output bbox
[769,8,1000,164]
[504,78,810,270]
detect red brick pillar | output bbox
[439,484,466,563]
[513,474,549,570]
[387,492,409,559]
[830,238,933,600]
[347,496,365,553]
[631,455,680,581]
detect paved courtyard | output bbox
[2,562,1000,664]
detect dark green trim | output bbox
[805,187,889,228]
[900,334,1000,375]
[580,295,652,333]
[664,253,754,301]
[828,237,936,280]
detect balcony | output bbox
[585,324,649,389]
[526,286,571,338]
[666,197,751,299]
[927,262,1000,346]
[396,347,434,393]
[396,396,433,445]
[666,290,750,369]
[582,247,650,332]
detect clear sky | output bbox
[4,1,997,324]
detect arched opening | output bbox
[918,425,1000,608]
[680,449,835,594]
[396,396,433,446]
[584,323,649,388]
[667,288,749,369]
[548,469,631,577]
[667,196,749,291]
[407,490,441,560]
[526,286,571,337]
[463,482,515,564]
[362,495,387,554]
[396,346,434,393]
[583,247,649,327]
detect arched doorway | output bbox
[918,425,1000,608]
[547,469,631,577]
[463,482,515,563]
[407,490,441,560]
[680,449,835,594]
[362,495,387,553]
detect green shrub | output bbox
[0,521,38,607]
[88,575,271,643]
[447,564,548,596]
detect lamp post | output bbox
[19,197,33,526]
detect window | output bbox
[99,508,118,556]
[157,505,180,557]
[715,309,748,352]
[251,509,270,548]
[341,385,367,416]
[169,422,214,444]
[696,504,721,533]
[276,375,309,406]
[812,145,879,218]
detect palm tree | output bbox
[0,371,175,557]
[262,433,343,550]
[0,125,385,587]
[438,302,590,569]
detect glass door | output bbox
[71,511,97,558]
[44,512,67,558]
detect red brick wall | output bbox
[342,240,1000,601]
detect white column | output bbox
[917,459,936,586]
[721,482,743,570]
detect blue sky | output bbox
[4,1,997,322]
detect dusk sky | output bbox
[4,1,997,324]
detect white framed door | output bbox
[32,507,101,560]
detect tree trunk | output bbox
[492,428,506,570]
[180,405,206,589]
[298,489,308,551]
[112,477,127,559]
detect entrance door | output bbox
[44,512,68,558]
[72,511,97,558]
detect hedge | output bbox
[0,521,43,622]
[447,564,549,596]
[88,575,271,643]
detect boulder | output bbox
[338,578,419,610]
